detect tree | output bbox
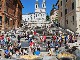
[46,14,50,21]
[52,4,56,10]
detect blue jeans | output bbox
[56,50,59,55]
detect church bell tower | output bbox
[35,0,39,9]
[42,0,46,9]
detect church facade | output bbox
[22,0,47,27]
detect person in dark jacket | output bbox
[17,35,20,43]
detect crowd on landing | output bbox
[0,28,78,59]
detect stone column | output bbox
[2,15,5,30]
[2,0,6,31]
[15,19,18,29]
[15,4,18,29]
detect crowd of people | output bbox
[23,30,78,56]
[0,27,78,59]
[0,33,22,58]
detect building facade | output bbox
[22,0,46,27]
[0,0,23,32]
[57,0,80,33]
[50,9,58,23]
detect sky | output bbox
[21,0,57,15]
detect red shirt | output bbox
[30,42,34,46]
[43,35,46,40]
[2,36,4,40]
[34,31,36,35]
[53,36,56,40]
[7,37,10,41]
[0,36,2,40]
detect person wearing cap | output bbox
[4,47,10,58]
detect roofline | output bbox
[22,14,27,15]
[56,0,59,6]
[22,13,35,15]
[18,0,24,8]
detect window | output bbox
[36,5,37,8]
[25,19,26,21]
[8,21,9,25]
[43,4,44,7]
[41,14,42,16]
[58,5,59,8]
[18,22,19,25]
[5,17,8,23]
[61,1,62,6]
[66,20,68,24]
[61,12,62,17]
[14,10,16,15]
[72,2,74,10]
[72,16,74,25]
[36,14,37,17]
[28,18,29,20]
[65,9,67,14]
[72,16,74,22]
[13,20,15,25]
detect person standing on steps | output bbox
[17,35,21,43]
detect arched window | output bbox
[28,18,29,20]
[43,4,44,7]
[25,19,26,21]
[13,20,15,25]
[41,14,42,16]
[34,16,35,19]
[36,5,37,8]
